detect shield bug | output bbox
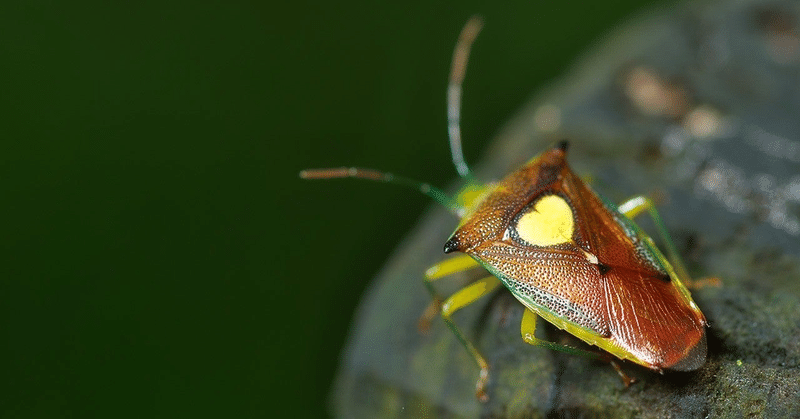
[301,17,708,402]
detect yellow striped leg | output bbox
[520,308,604,359]
[617,195,720,289]
[521,309,635,387]
[418,255,480,332]
[439,275,501,402]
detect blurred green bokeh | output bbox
[0,1,671,417]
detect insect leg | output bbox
[520,308,604,359]
[440,275,501,402]
[425,254,480,280]
[418,255,481,332]
[617,195,720,289]
[520,309,637,387]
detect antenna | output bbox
[299,167,459,213]
[447,16,483,180]
[299,17,487,217]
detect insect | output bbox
[301,17,708,402]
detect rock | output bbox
[332,0,800,416]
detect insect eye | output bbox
[508,194,575,247]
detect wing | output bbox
[600,264,706,369]
[473,241,705,369]
[475,242,610,337]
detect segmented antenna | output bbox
[448,16,483,180]
[299,167,459,213]
[299,17,486,217]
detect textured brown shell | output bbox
[445,143,707,371]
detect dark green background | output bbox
[0,1,671,417]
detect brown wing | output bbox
[475,242,611,337]
[559,150,707,369]
[600,265,706,369]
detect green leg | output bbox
[521,309,635,386]
[618,195,721,289]
[419,255,480,332]
[520,308,603,360]
[440,275,501,402]
[617,195,693,282]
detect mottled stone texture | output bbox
[332,0,800,417]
